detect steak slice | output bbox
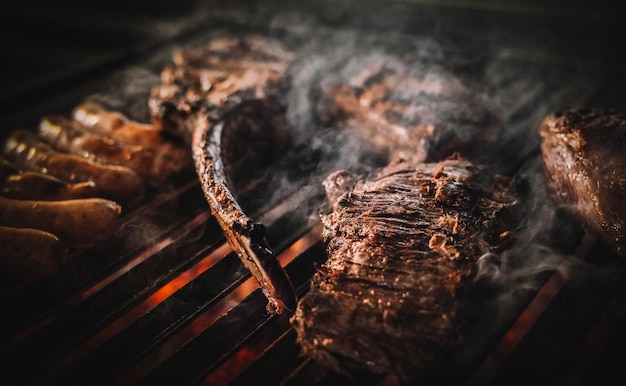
[290,157,519,382]
[316,57,502,163]
[540,107,626,256]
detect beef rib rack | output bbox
[149,35,298,314]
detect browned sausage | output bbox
[0,226,67,278]
[2,156,99,200]
[2,129,145,204]
[0,196,121,249]
[2,171,98,200]
[72,100,176,145]
[71,101,191,170]
[38,115,188,185]
[70,100,138,134]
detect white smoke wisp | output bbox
[86,66,161,123]
[270,16,619,349]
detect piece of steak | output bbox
[315,57,503,164]
[540,107,626,256]
[149,35,298,314]
[290,156,519,383]
[149,35,293,144]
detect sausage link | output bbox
[2,171,98,200]
[38,115,188,185]
[0,196,122,249]
[2,156,99,200]
[71,101,191,171]
[70,100,138,134]
[2,129,145,204]
[0,226,67,278]
[73,100,177,145]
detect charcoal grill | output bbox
[2,1,626,385]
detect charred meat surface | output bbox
[149,35,293,144]
[151,35,297,314]
[540,107,626,256]
[316,57,502,163]
[290,157,519,383]
[1,169,98,201]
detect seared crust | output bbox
[291,158,519,382]
[1,170,98,201]
[151,35,298,314]
[38,114,189,186]
[539,107,626,256]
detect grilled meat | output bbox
[151,35,297,314]
[290,157,519,383]
[2,156,98,201]
[191,99,297,314]
[316,57,502,163]
[0,196,121,249]
[38,114,187,186]
[540,107,626,256]
[2,129,145,204]
[2,170,97,201]
[71,101,192,178]
[0,226,67,279]
[149,35,293,144]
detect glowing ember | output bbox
[114,224,322,384]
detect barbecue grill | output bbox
[2,1,626,385]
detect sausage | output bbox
[2,156,99,200]
[2,129,145,204]
[0,196,121,249]
[0,226,67,278]
[71,101,191,171]
[70,100,138,135]
[38,115,188,186]
[38,114,129,159]
[72,100,181,146]
[2,171,98,200]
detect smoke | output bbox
[255,13,621,365]
[238,17,501,238]
[81,9,618,356]
[86,66,161,123]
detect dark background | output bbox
[2,0,624,132]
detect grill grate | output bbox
[2,2,626,385]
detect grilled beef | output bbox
[149,35,293,144]
[290,157,519,383]
[316,57,502,163]
[149,35,297,314]
[540,107,626,256]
